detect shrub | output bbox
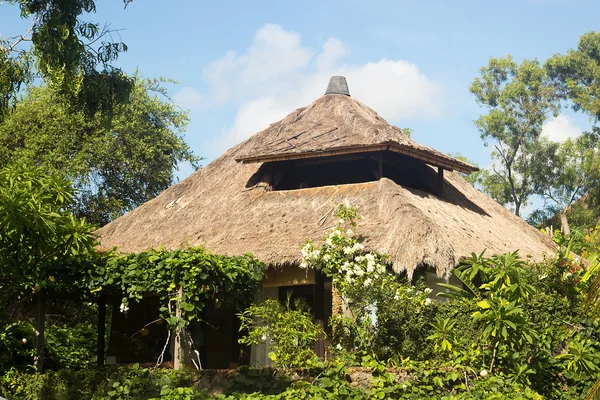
[238,294,324,369]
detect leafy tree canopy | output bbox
[529,134,600,233]
[0,163,98,372]
[0,0,134,118]
[470,56,558,216]
[0,75,201,225]
[0,163,96,294]
[546,31,600,128]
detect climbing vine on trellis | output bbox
[88,247,264,327]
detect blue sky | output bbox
[2,0,600,214]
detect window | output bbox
[268,151,441,196]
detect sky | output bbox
[2,0,600,214]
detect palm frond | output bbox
[584,378,600,400]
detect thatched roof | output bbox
[96,79,556,278]
[236,92,478,174]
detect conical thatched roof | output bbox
[236,89,477,174]
[96,78,555,278]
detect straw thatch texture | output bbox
[96,94,555,277]
[236,94,477,174]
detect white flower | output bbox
[401,384,407,390]
[367,264,375,273]
[354,268,364,277]
[325,238,333,246]
[338,218,345,224]
[394,295,400,301]
[352,242,364,252]
[299,262,308,269]
[301,243,313,258]
[364,278,372,287]
[424,288,433,294]
[346,275,353,284]
[343,246,353,255]
[323,254,331,262]
[365,254,375,262]
[119,303,129,313]
[336,343,343,350]
[424,298,432,306]
[261,334,268,341]
[346,229,354,237]
[341,262,351,272]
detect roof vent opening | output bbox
[325,76,350,96]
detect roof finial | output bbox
[325,76,350,96]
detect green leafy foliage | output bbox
[0,163,98,371]
[546,31,600,124]
[89,247,264,329]
[470,56,558,216]
[427,317,457,352]
[238,295,324,369]
[0,163,96,293]
[0,75,201,225]
[0,0,135,118]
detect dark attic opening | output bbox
[262,150,445,197]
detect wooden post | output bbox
[331,286,343,317]
[437,167,444,197]
[97,293,106,367]
[173,286,183,369]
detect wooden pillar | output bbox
[437,167,444,197]
[97,293,106,367]
[173,286,183,369]
[331,286,343,317]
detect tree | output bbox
[0,75,201,225]
[530,134,599,234]
[0,164,96,372]
[546,32,600,130]
[0,0,134,119]
[470,57,558,216]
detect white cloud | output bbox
[541,115,582,142]
[178,24,445,152]
[216,97,292,151]
[173,87,204,111]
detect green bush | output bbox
[238,295,324,369]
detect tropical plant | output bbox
[238,295,324,369]
[426,317,457,352]
[556,337,600,377]
[0,164,97,372]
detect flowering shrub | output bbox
[300,206,440,360]
[300,228,387,296]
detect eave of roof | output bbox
[236,143,479,174]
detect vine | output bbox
[89,247,264,328]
